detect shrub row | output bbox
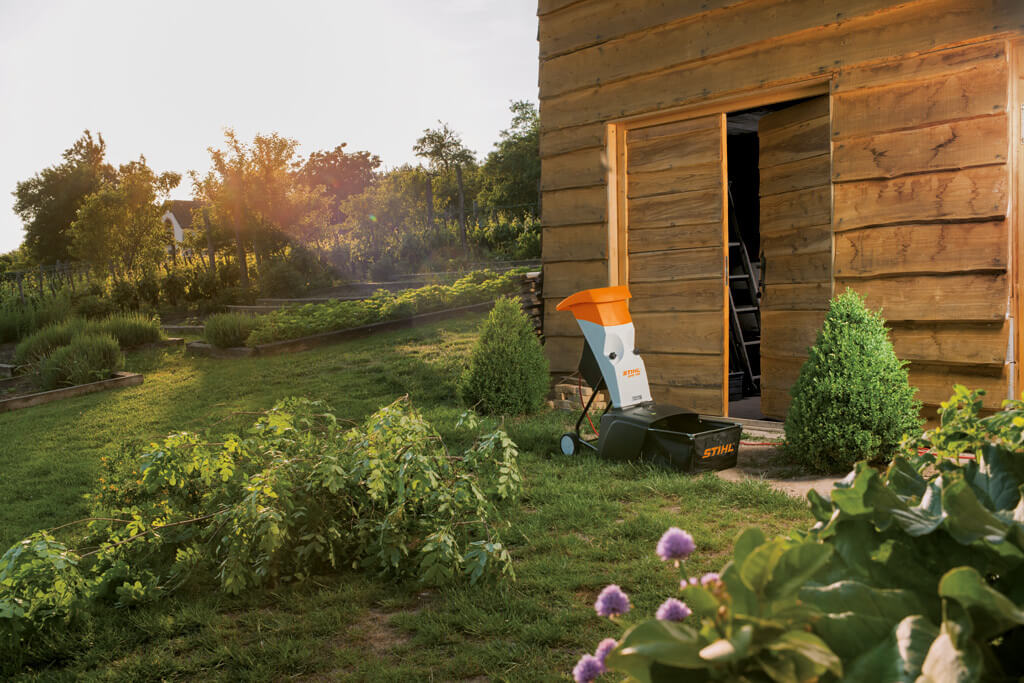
[202,269,526,348]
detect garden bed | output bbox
[0,371,142,413]
[187,302,493,358]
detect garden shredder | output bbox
[555,286,740,472]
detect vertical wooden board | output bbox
[543,259,609,298]
[833,222,1008,278]
[832,114,1008,181]
[833,165,1009,231]
[543,224,610,262]
[831,59,1009,140]
[836,273,1009,322]
[541,147,608,190]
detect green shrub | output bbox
[204,312,256,348]
[13,318,98,366]
[185,269,218,302]
[258,260,305,297]
[0,294,73,343]
[38,333,123,389]
[101,312,163,348]
[135,272,160,307]
[590,387,1024,682]
[784,289,921,473]
[160,272,186,306]
[108,280,138,311]
[71,294,116,319]
[459,297,549,415]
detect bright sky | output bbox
[0,1,539,253]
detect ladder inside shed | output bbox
[727,184,761,398]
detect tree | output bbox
[298,144,381,223]
[13,131,115,264]
[477,101,540,217]
[414,122,475,250]
[193,129,333,289]
[69,158,180,278]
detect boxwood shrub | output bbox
[784,289,922,473]
[38,333,123,389]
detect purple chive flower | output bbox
[700,572,721,586]
[595,638,617,665]
[573,654,604,682]
[594,584,631,617]
[683,576,699,588]
[656,597,692,621]
[656,527,695,563]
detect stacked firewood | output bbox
[519,271,543,339]
[548,375,609,412]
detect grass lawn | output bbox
[0,312,812,681]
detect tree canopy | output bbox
[13,131,115,264]
[476,100,540,215]
[298,144,381,223]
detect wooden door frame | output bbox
[606,77,831,416]
[1012,39,1023,401]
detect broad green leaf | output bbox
[941,478,1010,545]
[800,580,928,659]
[919,629,982,682]
[886,457,927,499]
[765,630,842,678]
[733,527,766,569]
[844,615,939,682]
[938,566,1024,640]
[606,619,705,681]
[763,542,832,600]
[682,585,720,617]
[739,538,789,595]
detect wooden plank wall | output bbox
[757,96,832,418]
[625,114,728,415]
[539,0,1023,399]
[832,41,1012,411]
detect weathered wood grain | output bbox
[633,310,724,354]
[761,283,832,311]
[626,130,721,173]
[765,250,832,284]
[831,58,1008,139]
[628,221,723,254]
[543,224,609,262]
[834,222,1008,278]
[836,272,1008,322]
[832,114,1008,181]
[760,311,826,357]
[758,115,830,167]
[629,278,724,312]
[629,190,723,229]
[544,259,609,298]
[539,0,1022,131]
[542,186,608,226]
[541,147,608,190]
[759,154,831,195]
[760,224,832,259]
[649,384,724,415]
[642,352,724,387]
[759,94,830,132]
[909,364,1008,409]
[545,335,585,373]
[759,186,831,235]
[759,387,791,419]
[630,249,722,283]
[833,165,1008,231]
[540,0,902,94]
[628,164,721,198]
[832,40,1007,92]
[888,323,1008,366]
[540,123,606,158]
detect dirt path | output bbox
[715,427,843,499]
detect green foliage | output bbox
[71,294,116,319]
[470,214,541,260]
[13,317,96,365]
[245,269,523,346]
[458,297,549,416]
[38,333,123,389]
[101,312,163,348]
[0,398,520,658]
[476,100,540,216]
[204,312,257,348]
[160,271,186,306]
[109,279,139,311]
[135,271,161,307]
[600,389,1024,682]
[258,260,306,297]
[0,292,73,344]
[784,289,922,473]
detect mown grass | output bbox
[0,313,812,681]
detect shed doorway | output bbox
[725,94,831,420]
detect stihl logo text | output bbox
[702,444,735,458]
[622,368,641,378]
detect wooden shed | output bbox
[538,0,1024,421]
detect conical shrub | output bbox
[784,289,922,473]
[459,297,550,415]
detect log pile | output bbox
[548,375,609,413]
[519,271,543,339]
